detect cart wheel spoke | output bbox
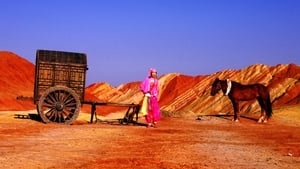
[48,92,58,103]
[50,110,57,122]
[64,102,77,107]
[58,111,64,123]
[45,109,56,120]
[58,90,65,102]
[62,92,72,103]
[41,102,54,109]
[64,94,76,103]
[44,97,55,106]
[62,110,72,120]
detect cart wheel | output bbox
[37,86,81,124]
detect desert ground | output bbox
[0,105,300,169]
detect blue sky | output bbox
[1,0,299,86]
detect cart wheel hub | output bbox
[55,103,64,111]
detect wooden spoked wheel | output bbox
[37,86,81,124]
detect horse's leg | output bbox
[235,102,240,122]
[262,98,269,123]
[231,99,240,122]
[257,97,266,123]
[258,109,265,123]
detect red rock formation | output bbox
[0,51,299,118]
[0,51,35,110]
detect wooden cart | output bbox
[34,49,139,124]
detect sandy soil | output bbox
[0,105,300,169]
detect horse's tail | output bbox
[266,93,273,119]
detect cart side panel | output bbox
[34,62,54,104]
[34,50,87,104]
[69,65,86,102]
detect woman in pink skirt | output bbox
[140,68,161,127]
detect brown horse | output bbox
[210,78,272,123]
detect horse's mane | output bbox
[230,80,264,87]
[229,80,243,87]
[230,80,241,85]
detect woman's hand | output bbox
[145,93,151,97]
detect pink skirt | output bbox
[145,96,160,123]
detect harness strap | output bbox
[225,79,232,96]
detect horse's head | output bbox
[210,78,222,96]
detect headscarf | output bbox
[148,68,157,77]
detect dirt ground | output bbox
[0,105,300,169]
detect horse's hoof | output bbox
[258,117,264,123]
[231,118,239,122]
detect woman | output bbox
[140,68,161,127]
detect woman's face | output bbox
[151,71,157,78]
